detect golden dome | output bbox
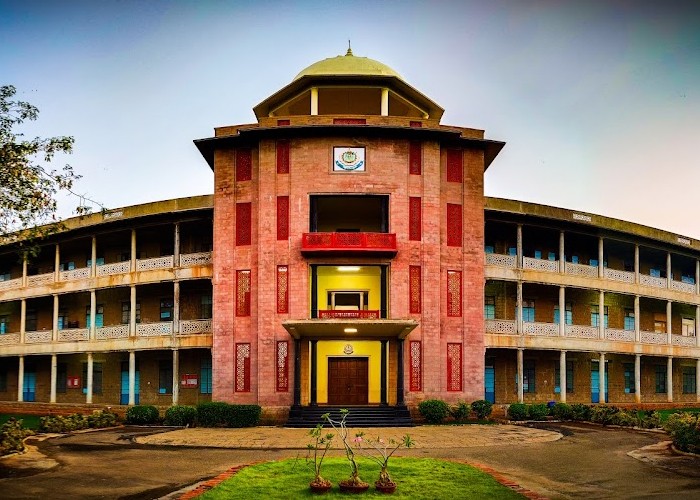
[293,49,402,81]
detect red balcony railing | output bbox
[318,310,381,319]
[301,232,397,254]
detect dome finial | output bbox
[346,40,353,56]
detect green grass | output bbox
[0,414,42,430]
[657,408,700,422]
[199,457,524,499]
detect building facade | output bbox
[1,51,699,420]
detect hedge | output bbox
[164,405,197,427]
[418,399,450,424]
[125,405,160,425]
[196,402,261,428]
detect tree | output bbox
[0,84,95,250]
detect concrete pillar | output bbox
[635,354,642,404]
[86,353,93,404]
[310,87,318,115]
[696,358,700,403]
[91,236,97,277]
[599,352,606,403]
[558,286,566,336]
[128,351,136,406]
[559,231,565,273]
[50,354,57,403]
[667,300,673,344]
[130,285,137,337]
[21,255,27,287]
[397,339,405,406]
[20,299,26,344]
[667,252,672,289]
[89,289,96,340]
[559,350,567,403]
[598,237,604,278]
[130,229,137,272]
[634,295,641,342]
[516,224,523,268]
[54,244,60,281]
[516,281,523,335]
[696,305,700,348]
[17,356,24,402]
[696,260,699,295]
[517,349,524,403]
[634,244,640,284]
[173,281,180,335]
[174,222,180,267]
[667,356,673,403]
[599,290,605,339]
[380,340,388,405]
[293,339,302,406]
[52,294,59,342]
[172,349,179,406]
[380,87,389,116]
[310,340,318,406]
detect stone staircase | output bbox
[285,405,413,428]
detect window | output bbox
[484,296,495,320]
[682,275,696,285]
[624,310,635,331]
[590,305,608,328]
[236,202,252,246]
[683,366,696,394]
[57,310,67,330]
[623,260,634,272]
[277,196,289,240]
[86,305,104,328]
[553,303,572,325]
[236,270,251,317]
[508,247,516,256]
[56,363,67,393]
[159,360,173,394]
[82,362,103,394]
[446,149,462,183]
[0,271,11,281]
[650,268,661,278]
[0,369,6,392]
[654,313,666,334]
[276,140,290,174]
[121,302,141,324]
[86,257,104,267]
[655,365,667,393]
[409,265,421,314]
[571,255,579,264]
[446,204,462,247]
[590,258,598,267]
[160,298,174,321]
[59,261,75,271]
[0,316,8,334]
[201,295,213,319]
[554,361,574,393]
[409,141,421,175]
[624,363,635,394]
[447,270,462,317]
[534,250,542,259]
[235,148,252,181]
[548,252,556,261]
[521,300,535,323]
[328,291,369,310]
[409,197,421,241]
[682,318,695,337]
[200,357,212,394]
[484,245,494,254]
[523,360,536,393]
[25,309,37,331]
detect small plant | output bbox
[570,403,591,421]
[324,409,368,490]
[125,405,160,425]
[354,432,414,491]
[87,410,118,428]
[528,403,550,421]
[664,412,700,453]
[551,402,573,421]
[0,418,33,456]
[305,424,334,491]
[610,409,636,427]
[590,405,618,426]
[449,401,471,422]
[164,405,197,426]
[507,403,528,421]
[418,399,450,424]
[471,400,493,420]
[637,410,661,429]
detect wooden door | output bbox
[327,358,369,405]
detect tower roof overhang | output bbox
[282,319,418,340]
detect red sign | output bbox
[67,376,81,389]
[180,374,198,388]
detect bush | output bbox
[471,400,493,420]
[418,399,450,424]
[637,410,661,429]
[507,403,528,421]
[0,418,33,456]
[528,404,550,421]
[590,405,618,426]
[39,414,89,433]
[449,401,471,422]
[664,412,700,453]
[228,405,261,428]
[570,403,591,422]
[125,405,160,425]
[611,409,637,427]
[87,410,118,428]
[164,405,197,427]
[196,402,262,428]
[551,402,573,421]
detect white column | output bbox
[517,349,524,403]
[559,231,565,273]
[599,352,606,403]
[91,236,97,277]
[174,222,180,267]
[20,298,26,344]
[598,237,604,278]
[380,88,389,116]
[128,351,136,406]
[21,255,27,287]
[50,354,57,403]
[173,281,180,335]
[130,285,137,337]
[599,290,605,339]
[558,286,566,336]
[54,244,60,281]
[131,229,137,272]
[516,224,523,268]
[86,353,93,404]
[89,289,96,340]
[634,295,641,342]
[696,358,700,403]
[52,294,59,342]
[667,252,672,289]
[17,356,24,402]
[310,87,318,115]
[516,281,523,335]
[667,356,673,403]
[172,349,179,406]
[667,300,672,344]
[696,260,699,295]
[696,305,700,347]
[635,354,642,404]
[634,244,640,284]
[560,350,567,403]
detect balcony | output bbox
[318,310,380,319]
[301,232,397,256]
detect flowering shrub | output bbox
[0,418,33,456]
[664,412,700,453]
[354,432,414,487]
[305,423,334,489]
[324,409,367,488]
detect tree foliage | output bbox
[0,84,92,249]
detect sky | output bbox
[2,0,700,237]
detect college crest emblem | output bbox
[333,147,365,172]
[343,344,354,355]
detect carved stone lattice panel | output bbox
[96,325,130,339]
[605,328,635,342]
[178,319,212,335]
[485,319,516,334]
[565,262,598,278]
[276,140,290,174]
[60,267,90,281]
[409,265,421,314]
[236,270,251,316]
[671,280,696,294]
[276,341,288,392]
[236,148,252,181]
[485,253,516,268]
[523,322,559,336]
[446,343,462,391]
[671,334,697,347]
[409,141,421,175]
[565,325,598,339]
[523,257,559,272]
[135,322,172,337]
[236,343,251,392]
[410,340,422,391]
[409,197,421,241]
[277,196,289,241]
[136,256,174,272]
[447,270,461,317]
[446,204,462,247]
[640,274,666,288]
[0,278,22,291]
[25,330,52,343]
[27,273,54,286]
[97,261,130,276]
[0,333,20,344]
[179,252,212,267]
[236,202,252,246]
[640,331,667,344]
[604,268,635,283]
[446,149,462,183]
[277,265,288,314]
[58,328,89,342]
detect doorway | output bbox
[327,357,369,405]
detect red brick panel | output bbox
[236,202,252,246]
[446,149,462,183]
[409,265,421,314]
[235,148,252,182]
[410,340,422,391]
[446,203,462,247]
[409,197,422,241]
[409,141,422,175]
[236,270,251,317]
[276,340,289,392]
[333,118,366,124]
[277,196,289,240]
[235,343,251,392]
[276,140,290,174]
[277,119,290,126]
[447,343,462,391]
[447,270,462,317]
[277,265,289,314]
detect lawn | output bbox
[199,457,524,499]
[0,414,41,430]
[657,408,700,422]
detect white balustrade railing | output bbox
[640,331,667,344]
[671,334,697,347]
[27,272,55,287]
[640,274,666,288]
[97,261,131,277]
[670,280,696,294]
[96,324,129,340]
[484,253,516,268]
[0,333,20,345]
[0,278,22,291]
[523,321,559,336]
[523,257,559,272]
[136,321,173,337]
[565,262,598,278]
[485,319,516,334]
[179,252,213,267]
[605,328,635,342]
[179,319,212,335]
[136,255,174,272]
[60,266,91,281]
[604,268,635,283]
[25,330,52,343]
[565,325,599,339]
[58,328,89,342]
